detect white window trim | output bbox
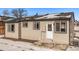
[8,24,15,32]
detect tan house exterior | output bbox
[4,12,75,45]
[5,23,19,39]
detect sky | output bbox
[0,8,79,20]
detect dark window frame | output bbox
[33,21,40,30]
[23,22,28,28]
[55,21,67,33]
[8,24,15,32]
[48,24,52,31]
[55,22,60,32]
[61,21,67,32]
[11,24,15,32]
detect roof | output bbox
[4,18,21,23]
[35,14,71,20]
[36,12,74,20]
[0,16,14,21]
[5,12,74,23]
[74,20,79,26]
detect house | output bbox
[0,16,12,35]
[0,16,5,35]
[0,16,8,35]
[4,12,75,45]
[72,20,79,46]
[74,20,79,38]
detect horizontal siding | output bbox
[5,23,19,39]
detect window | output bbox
[56,23,60,32]
[23,22,28,27]
[55,21,66,33]
[11,25,15,32]
[48,24,52,31]
[33,21,40,30]
[8,24,15,32]
[61,22,66,32]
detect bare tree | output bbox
[34,13,38,16]
[2,9,10,20]
[12,8,27,39]
[12,8,27,18]
[2,9,9,16]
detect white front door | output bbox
[46,24,53,39]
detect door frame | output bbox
[46,23,53,40]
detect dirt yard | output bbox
[0,35,54,51]
[0,35,78,51]
[66,46,79,51]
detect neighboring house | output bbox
[74,20,79,38]
[0,16,11,35]
[4,12,75,45]
[0,16,14,35]
[73,20,79,46]
[0,16,5,35]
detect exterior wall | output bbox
[74,25,79,31]
[21,21,54,43]
[0,17,2,21]
[53,21,69,44]
[74,25,79,37]
[5,23,19,39]
[69,20,74,45]
[75,31,79,37]
[21,21,70,44]
[5,20,70,45]
[40,21,54,43]
[21,21,43,41]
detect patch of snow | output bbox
[35,14,71,20]
[0,38,53,51]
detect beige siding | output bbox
[74,25,79,31]
[40,21,54,43]
[21,21,70,44]
[5,20,70,45]
[75,32,79,37]
[5,23,19,39]
[21,21,53,41]
[53,21,69,44]
[21,22,41,40]
[74,25,79,37]
[70,20,74,45]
